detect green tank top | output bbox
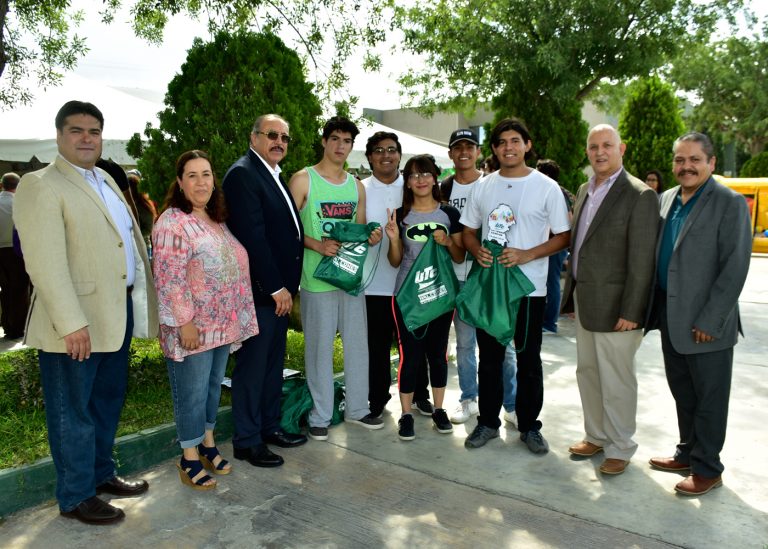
[299,166,359,292]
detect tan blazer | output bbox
[13,156,158,352]
[561,169,659,332]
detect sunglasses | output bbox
[255,130,292,144]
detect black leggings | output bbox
[392,298,451,394]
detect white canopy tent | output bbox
[0,73,162,165]
[347,121,451,173]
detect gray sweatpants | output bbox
[300,288,371,427]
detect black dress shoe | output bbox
[233,443,284,467]
[263,431,308,448]
[60,496,125,525]
[96,475,149,497]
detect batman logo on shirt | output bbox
[405,222,448,242]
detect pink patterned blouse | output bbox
[152,208,259,361]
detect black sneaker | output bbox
[521,429,549,454]
[308,426,328,441]
[432,408,453,434]
[464,424,499,449]
[412,399,434,416]
[398,414,415,441]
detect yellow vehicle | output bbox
[715,175,768,253]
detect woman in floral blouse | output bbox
[152,150,259,490]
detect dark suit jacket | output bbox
[562,169,659,332]
[223,149,304,307]
[645,177,752,354]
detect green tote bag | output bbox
[313,221,381,296]
[456,239,536,346]
[396,234,460,333]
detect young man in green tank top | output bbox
[289,117,384,441]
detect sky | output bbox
[69,1,408,114]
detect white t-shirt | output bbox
[460,170,570,296]
[445,175,482,281]
[362,173,404,296]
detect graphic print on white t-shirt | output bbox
[487,203,516,245]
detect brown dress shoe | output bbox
[675,473,722,496]
[60,496,125,525]
[568,440,603,456]
[649,456,691,473]
[599,458,629,475]
[96,475,149,497]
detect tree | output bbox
[618,76,685,191]
[392,0,744,191]
[1,0,388,109]
[394,0,743,108]
[0,0,91,108]
[740,152,768,177]
[670,25,768,157]
[129,31,322,203]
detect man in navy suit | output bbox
[223,114,307,467]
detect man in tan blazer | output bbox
[13,101,158,525]
[561,125,659,475]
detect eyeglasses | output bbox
[407,172,434,181]
[372,146,398,155]
[255,130,292,144]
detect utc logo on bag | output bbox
[333,242,367,275]
[415,264,448,304]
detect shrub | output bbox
[0,331,344,468]
[740,152,768,177]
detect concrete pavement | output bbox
[2,256,767,548]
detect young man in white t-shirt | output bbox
[460,118,570,454]
[440,129,518,426]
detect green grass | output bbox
[0,331,344,469]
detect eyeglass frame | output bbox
[406,172,435,181]
[254,130,292,144]
[371,146,399,155]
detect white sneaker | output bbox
[450,399,479,424]
[503,410,517,428]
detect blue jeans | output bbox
[38,297,133,512]
[167,344,230,448]
[454,281,517,410]
[543,249,567,332]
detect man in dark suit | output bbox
[222,114,307,468]
[562,124,659,476]
[647,132,752,496]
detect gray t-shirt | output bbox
[393,203,463,294]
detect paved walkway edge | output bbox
[0,407,234,518]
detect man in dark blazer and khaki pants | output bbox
[223,114,307,468]
[562,124,659,475]
[647,132,752,496]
